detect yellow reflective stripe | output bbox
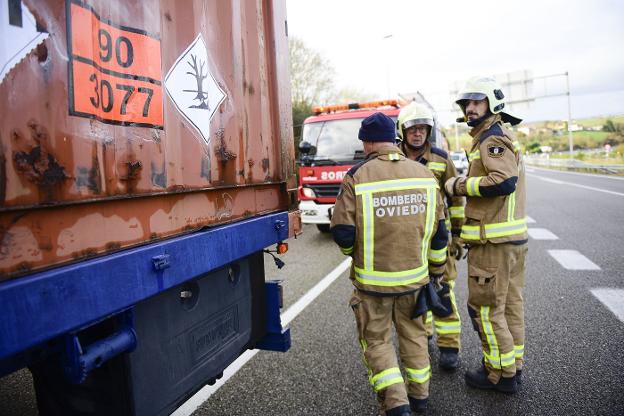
[480,306,500,368]
[421,187,436,270]
[354,265,428,286]
[389,153,400,161]
[341,246,353,255]
[515,344,525,359]
[371,367,403,392]
[507,191,516,222]
[449,206,465,218]
[406,365,431,384]
[500,350,516,367]
[460,225,480,240]
[468,150,481,162]
[483,218,527,238]
[445,218,451,229]
[434,320,461,334]
[355,178,438,194]
[427,162,446,172]
[484,351,501,369]
[425,310,433,324]
[356,178,437,286]
[362,193,374,270]
[461,218,527,240]
[428,246,447,263]
[466,177,482,196]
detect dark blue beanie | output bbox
[358,112,396,142]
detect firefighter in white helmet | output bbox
[444,76,527,393]
[397,102,465,371]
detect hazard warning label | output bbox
[66,0,163,128]
[164,34,226,145]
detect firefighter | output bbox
[444,76,527,394]
[330,112,448,415]
[397,102,466,371]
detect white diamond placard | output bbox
[165,34,225,145]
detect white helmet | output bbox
[455,76,522,126]
[397,102,434,140]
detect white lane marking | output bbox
[528,228,558,240]
[548,250,601,270]
[525,216,536,224]
[171,257,352,416]
[528,173,624,197]
[591,288,624,323]
[530,166,624,181]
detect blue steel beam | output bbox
[0,212,289,362]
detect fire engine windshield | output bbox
[302,119,365,162]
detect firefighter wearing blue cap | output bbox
[330,112,448,415]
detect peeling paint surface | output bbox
[56,213,144,257]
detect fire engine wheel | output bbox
[316,224,331,233]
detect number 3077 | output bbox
[88,73,154,118]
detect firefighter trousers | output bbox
[424,256,461,349]
[350,289,430,412]
[466,242,527,383]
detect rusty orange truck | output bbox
[0,1,299,414]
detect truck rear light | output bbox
[305,169,314,176]
[276,243,288,254]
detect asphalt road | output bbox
[2,167,623,415]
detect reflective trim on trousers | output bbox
[406,365,431,384]
[466,176,483,196]
[341,246,353,255]
[370,367,404,392]
[480,306,500,368]
[461,218,527,240]
[425,310,433,324]
[515,344,525,359]
[427,162,446,172]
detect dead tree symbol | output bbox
[184,54,210,110]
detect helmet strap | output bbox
[467,111,492,127]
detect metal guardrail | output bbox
[525,156,624,175]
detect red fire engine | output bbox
[297,100,402,232]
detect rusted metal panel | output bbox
[0,0,296,280]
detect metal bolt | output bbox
[228,267,235,282]
[180,290,193,299]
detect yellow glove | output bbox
[448,235,464,260]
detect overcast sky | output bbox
[286,0,624,125]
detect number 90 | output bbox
[98,28,134,68]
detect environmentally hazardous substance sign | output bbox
[66,0,163,128]
[0,0,49,83]
[165,34,226,145]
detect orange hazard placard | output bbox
[67,1,163,128]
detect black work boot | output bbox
[439,347,459,371]
[516,369,523,384]
[465,367,518,394]
[409,396,428,414]
[386,404,412,416]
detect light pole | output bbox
[382,34,393,98]
[565,71,574,158]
